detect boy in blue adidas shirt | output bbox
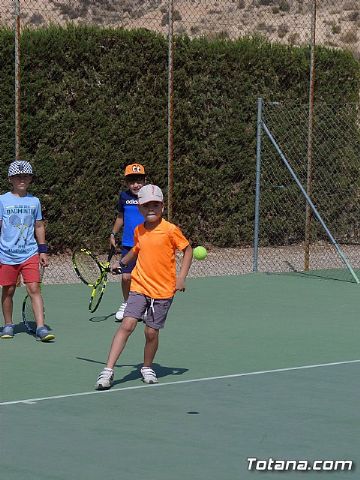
[0,160,54,341]
[110,163,146,320]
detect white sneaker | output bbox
[140,367,158,384]
[115,302,127,321]
[95,368,114,390]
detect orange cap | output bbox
[124,163,145,176]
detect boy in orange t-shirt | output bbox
[96,185,193,389]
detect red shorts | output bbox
[0,254,41,286]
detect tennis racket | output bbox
[72,246,115,313]
[22,265,45,334]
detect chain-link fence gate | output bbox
[254,98,360,283]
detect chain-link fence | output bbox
[1,1,360,50]
[255,99,360,282]
[0,1,360,284]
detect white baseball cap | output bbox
[138,184,164,205]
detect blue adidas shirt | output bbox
[117,190,144,247]
[0,192,42,264]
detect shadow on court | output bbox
[76,356,188,385]
[271,261,358,283]
[88,313,115,322]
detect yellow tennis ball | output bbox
[193,246,207,260]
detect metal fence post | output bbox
[167,0,174,221]
[14,0,21,160]
[253,98,263,272]
[304,0,317,271]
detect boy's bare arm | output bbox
[121,248,138,267]
[175,244,193,292]
[35,220,46,243]
[35,220,49,267]
[110,213,124,248]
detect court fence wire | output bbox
[254,98,360,283]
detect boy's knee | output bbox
[26,283,40,296]
[2,285,16,297]
[121,318,137,335]
[145,327,159,341]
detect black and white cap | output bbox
[8,160,33,177]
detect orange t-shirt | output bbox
[130,219,189,299]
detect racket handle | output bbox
[111,267,122,275]
[107,245,116,262]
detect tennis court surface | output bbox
[1,273,359,479]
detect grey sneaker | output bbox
[36,326,55,342]
[140,367,158,384]
[96,368,114,390]
[1,324,15,339]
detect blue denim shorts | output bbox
[124,292,174,329]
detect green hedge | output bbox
[0,26,359,250]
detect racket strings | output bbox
[73,251,101,285]
[24,296,35,324]
[95,277,105,296]
[72,247,115,313]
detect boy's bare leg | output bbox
[26,282,45,327]
[143,326,159,367]
[1,285,16,325]
[121,273,131,301]
[106,317,138,369]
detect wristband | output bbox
[38,243,48,254]
[110,232,116,237]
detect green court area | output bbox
[1,273,359,479]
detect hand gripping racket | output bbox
[72,246,115,313]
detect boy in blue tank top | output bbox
[110,164,146,320]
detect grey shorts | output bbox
[124,292,174,330]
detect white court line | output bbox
[1,358,360,406]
